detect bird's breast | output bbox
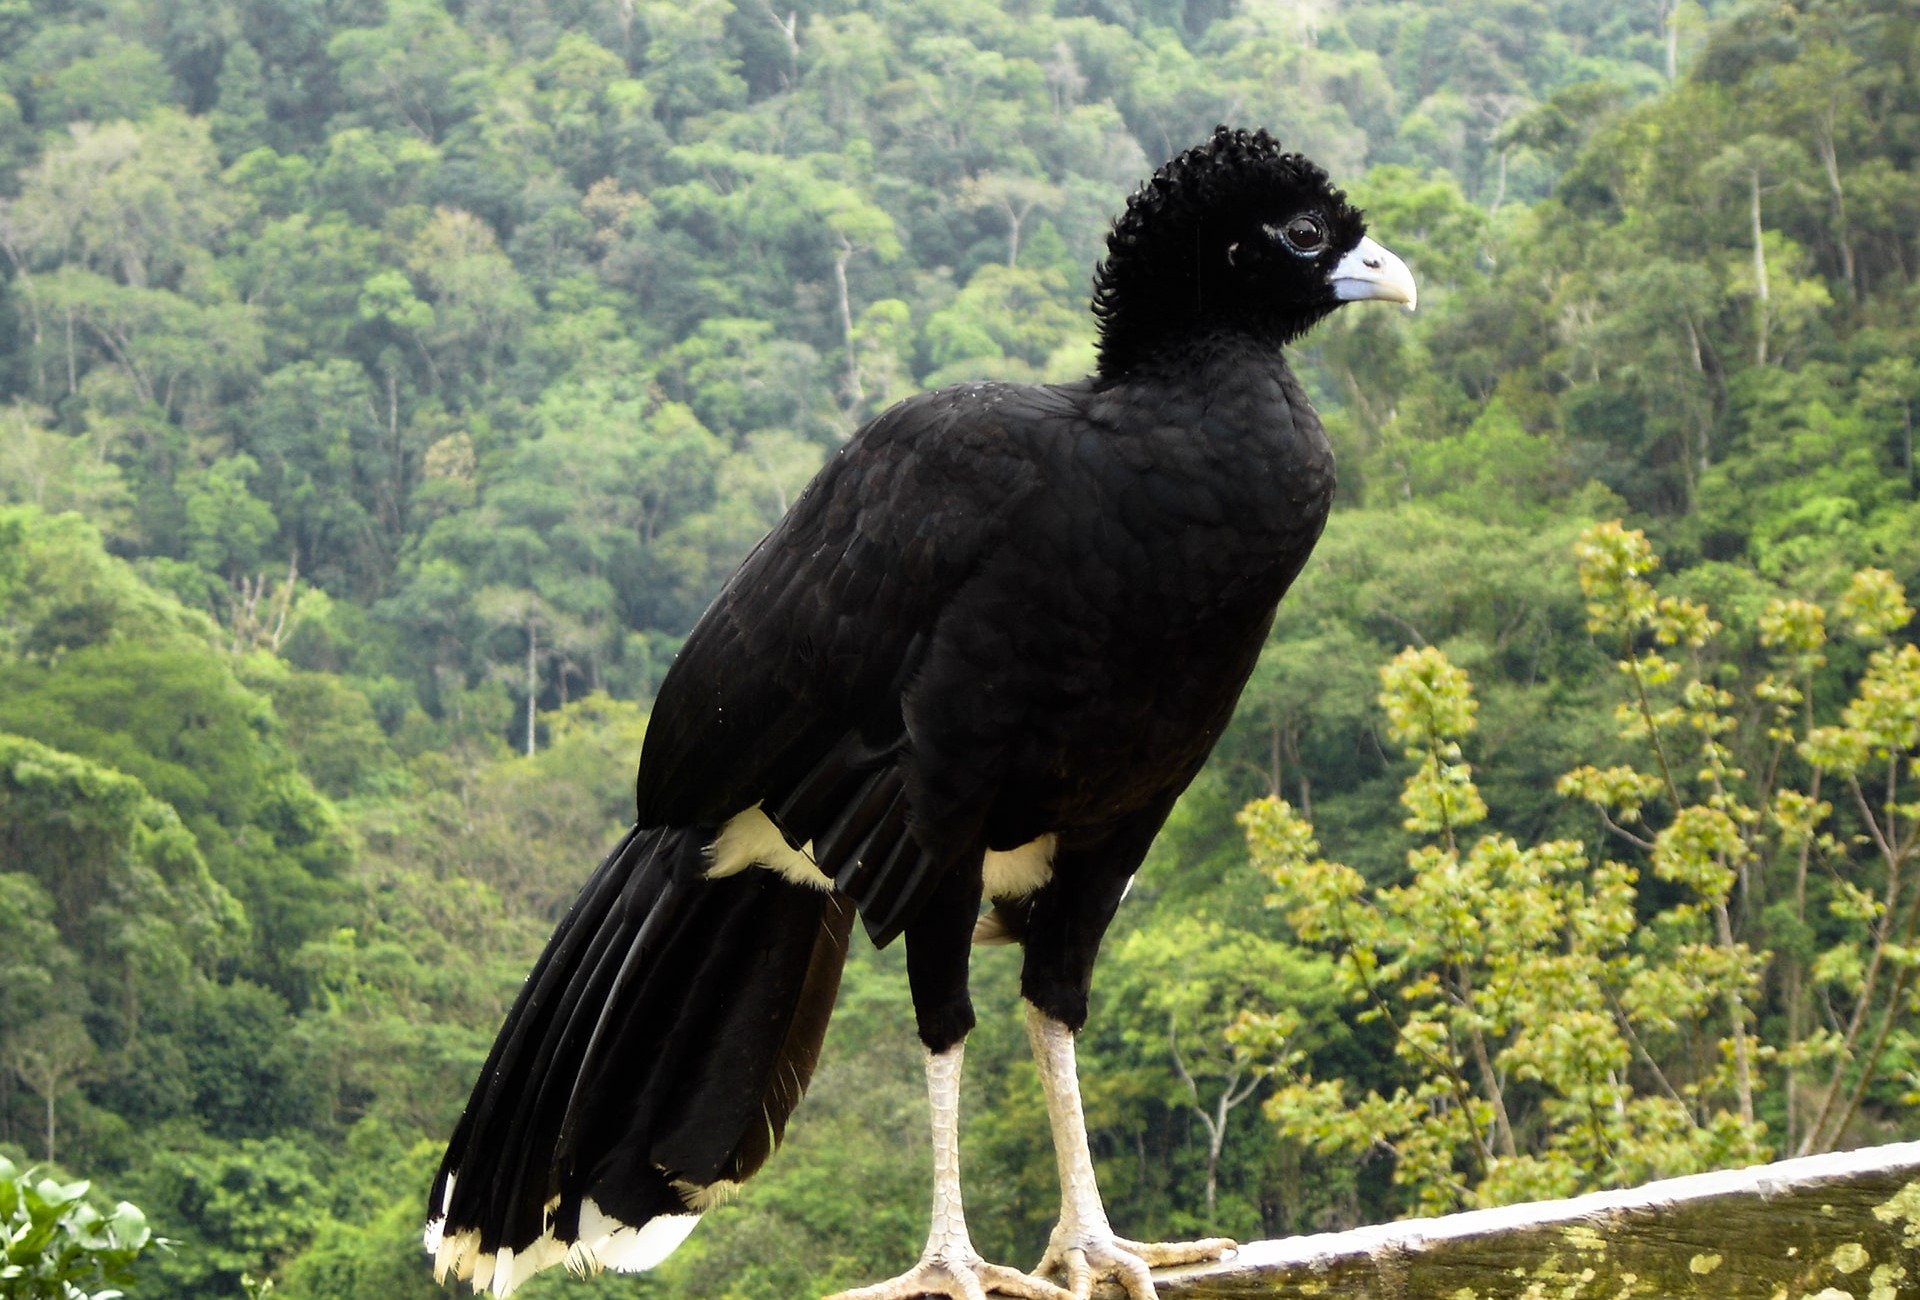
[1054,375,1333,628]
[937,382,1331,830]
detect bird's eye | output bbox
[1268,215,1326,255]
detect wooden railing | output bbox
[1137,1142,1920,1298]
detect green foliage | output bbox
[122,1136,328,1300]
[0,1154,153,1300]
[273,1172,448,1300]
[0,727,244,1162]
[1109,917,1341,1230]
[1248,523,1920,1215]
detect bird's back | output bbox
[635,334,1333,940]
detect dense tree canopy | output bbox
[1,0,1917,1294]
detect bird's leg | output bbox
[1025,1004,1235,1300]
[822,1041,1070,1300]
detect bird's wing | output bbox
[634,383,1067,941]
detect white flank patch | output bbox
[707,805,832,890]
[983,833,1057,899]
[711,809,1057,900]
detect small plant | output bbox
[0,1155,154,1300]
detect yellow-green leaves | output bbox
[1817,643,1920,772]
[1380,645,1481,748]
[1247,630,1771,1212]
[1574,520,1660,638]
[1241,797,1378,952]
[1838,568,1914,640]
[1557,764,1664,823]
[1574,522,1722,648]
[1564,527,1920,1156]
[1651,806,1743,904]
[1380,646,1488,839]
[1760,596,1828,658]
[1244,521,1920,1210]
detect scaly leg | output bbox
[1025,1004,1235,1300]
[824,1042,1070,1300]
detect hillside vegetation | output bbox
[3,0,1918,1295]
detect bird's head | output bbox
[1092,126,1415,377]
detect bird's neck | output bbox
[1070,332,1336,639]
[1096,329,1302,412]
[1095,307,1334,381]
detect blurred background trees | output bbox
[2,0,1919,1293]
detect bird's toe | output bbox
[976,1260,1077,1299]
[822,1254,1073,1300]
[1036,1229,1236,1300]
[1111,1233,1236,1267]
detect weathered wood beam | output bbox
[1138,1141,1920,1298]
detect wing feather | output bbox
[633,385,1065,940]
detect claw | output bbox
[823,1252,1074,1300]
[1034,1231,1235,1300]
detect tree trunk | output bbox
[1785,763,1818,1152]
[1904,400,1915,495]
[1462,999,1516,1159]
[1713,896,1755,1126]
[834,235,862,417]
[1002,198,1035,267]
[1279,725,1310,821]
[1203,1070,1259,1228]
[1750,170,1770,366]
[752,0,800,88]
[1680,312,1711,509]
[1169,1015,1260,1230]
[1814,122,1855,300]
[615,0,635,69]
[525,613,539,756]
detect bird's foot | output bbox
[1033,1226,1236,1300]
[822,1248,1074,1300]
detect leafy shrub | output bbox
[0,1154,154,1299]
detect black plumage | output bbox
[427,126,1414,1299]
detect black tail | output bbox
[426,826,853,1294]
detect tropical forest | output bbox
[2,0,1919,1294]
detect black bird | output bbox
[426,126,1414,1300]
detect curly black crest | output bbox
[1092,126,1366,376]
